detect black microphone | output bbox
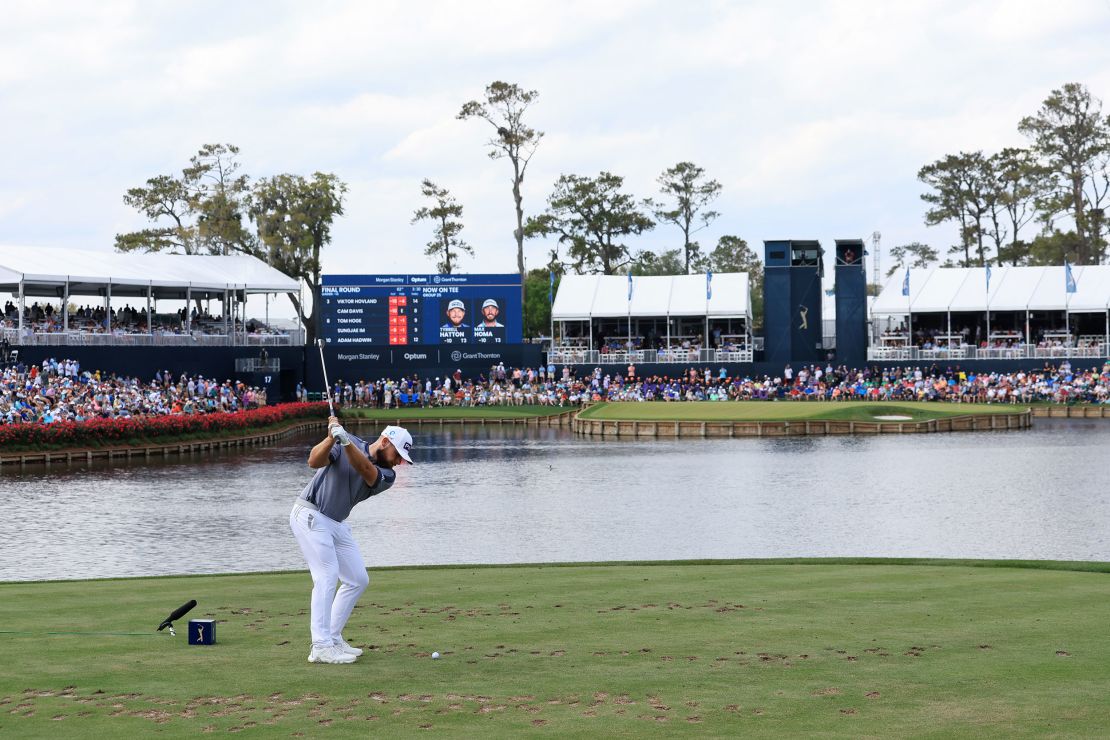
[157,600,197,631]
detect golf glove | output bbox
[331,425,351,447]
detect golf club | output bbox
[317,338,335,417]
[157,599,197,636]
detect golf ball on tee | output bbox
[431,651,440,659]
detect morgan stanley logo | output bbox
[450,350,463,362]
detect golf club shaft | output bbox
[317,339,335,417]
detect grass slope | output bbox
[579,401,1027,423]
[2,562,1108,738]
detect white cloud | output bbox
[2,0,1110,318]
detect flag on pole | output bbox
[548,270,554,303]
[1065,260,1077,293]
[627,272,634,301]
[902,269,910,296]
[706,271,713,300]
[985,264,992,293]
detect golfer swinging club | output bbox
[290,417,414,664]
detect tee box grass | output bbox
[1,560,1108,738]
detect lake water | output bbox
[1,419,1107,581]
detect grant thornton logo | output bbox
[450,350,462,362]
[433,275,442,284]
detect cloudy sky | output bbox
[3,0,1110,316]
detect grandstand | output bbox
[549,273,752,365]
[870,265,1110,361]
[0,246,301,350]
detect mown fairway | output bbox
[1,562,1107,738]
[578,401,1027,423]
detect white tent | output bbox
[590,275,637,318]
[549,274,599,320]
[0,246,299,297]
[0,245,300,337]
[552,272,751,320]
[872,265,1110,315]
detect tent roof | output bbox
[668,274,709,316]
[872,265,1110,314]
[706,272,751,317]
[550,274,599,320]
[0,246,299,298]
[1069,265,1110,311]
[629,274,671,315]
[552,273,751,320]
[591,275,634,318]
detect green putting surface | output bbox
[1,560,1107,738]
[578,401,1028,423]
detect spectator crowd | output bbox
[0,357,268,424]
[2,300,287,338]
[300,359,1110,409]
[4,355,1110,426]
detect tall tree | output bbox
[886,242,939,277]
[645,162,721,273]
[918,151,993,266]
[990,147,1051,265]
[524,172,654,275]
[458,82,543,291]
[630,248,685,276]
[698,235,761,274]
[1085,150,1110,263]
[411,179,472,274]
[248,172,347,345]
[1025,229,1085,266]
[522,267,560,339]
[1018,82,1110,263]
[116,143,253,255]
[115,174,196,253]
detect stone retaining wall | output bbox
[0,420,327,467]
[572,410,1033,438]
[1029,405,1110,418]
[0,410,580,467]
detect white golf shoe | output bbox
[308,644,356,664]
[334,637,363,657]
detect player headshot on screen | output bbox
[479,299,504,328]
[441,299,469,329]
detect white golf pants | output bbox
[289,504,370,648]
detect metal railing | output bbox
[547,347,754,365]
[234,357,282,373]
[867,344,1108,362]
[1,328,303,347]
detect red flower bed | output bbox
[0,403,329,450]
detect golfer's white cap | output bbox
[482,298,499,309]
[448,299,465,311]
[381,425,414,464]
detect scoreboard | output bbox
[319,274,522,346]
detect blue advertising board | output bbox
[319,274,522,347]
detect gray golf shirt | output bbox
[298,433,396,522]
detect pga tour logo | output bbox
[450,351,462,362]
